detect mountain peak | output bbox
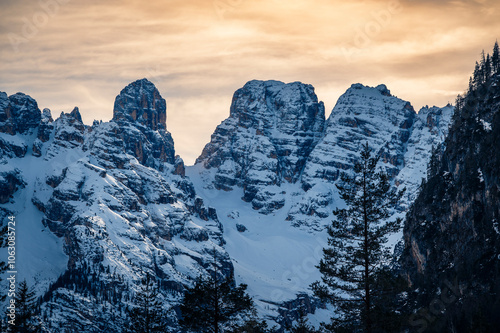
[376,84,391,96]
[196,79,325,211]
[0,92,41,134]
[349,83,391,97]
[112,78,166,131]
[70,107,82,123]
[229,79,321,118]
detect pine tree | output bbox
[369,269,408,333]
[290,310,317,333]
[485,54,492,82]
[126,273,169,333]
[9,280,40,333]
[492,41,500,73]
[427,144,443,179]
[480,49,487,82]
[473,61,482,88]
[179,275,254,333]
[229,318,272,333]
[468,77,474,94]
[311,143,404,333]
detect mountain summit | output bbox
[196,80,326,212]
[113,78,167,131]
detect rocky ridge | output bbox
[196,80,326,213]
[195,82,454,230]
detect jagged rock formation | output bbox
[291,87,453,228]
[288,84,417,227]
[112,78,177,168]
[194,81,453,229]
[196,80,325,212]
[0,80,231,332]
[0,92,41,204]
[395,105,454,208]
[0,91,41,135]
[301,83,414,188]
[400,69,500,331]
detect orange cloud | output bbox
[0,0,499,163]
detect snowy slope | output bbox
[0,131,68,292]
[395,105,454,208]
[187,164,329,327]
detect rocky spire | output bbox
[112,78,166,131]
[110,79,176,167]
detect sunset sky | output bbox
[1,0,499,164]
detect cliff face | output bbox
[112,78,177,168]
[0,91,41,135]
[196,80,326,213]
[394,105,454,209]
[289,84,423,228]
[301,83,415,188]
[401,75,500,331]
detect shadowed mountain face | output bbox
[400,72,500,332]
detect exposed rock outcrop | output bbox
[112,78,176,167]
[196,80,325,212]
[0,92,41,135]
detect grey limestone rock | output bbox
[196,80,326,212]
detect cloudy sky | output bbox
[1,0,498,164]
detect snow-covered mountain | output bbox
[1,78,453,330]
[193,82,453,228]
[1,79,231,332]
[189,80,453,326]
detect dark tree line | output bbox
[458,41,500,111]
[179,250,271,333]
[126,273,170,333]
